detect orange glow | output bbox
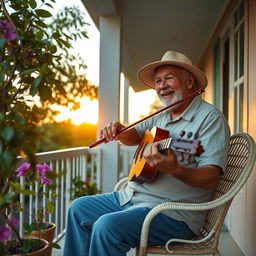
[52,97,98,125]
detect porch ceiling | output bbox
[82,0,229,92]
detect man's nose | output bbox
[159,79,168,89]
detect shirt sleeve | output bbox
[134,116,156,138]
[195,111,230,174]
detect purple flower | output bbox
[7,49,15,55]
[4,30,17,40]
[40,176,52,185]
[25,50,35,58]
[0,227,11,241]
[15,162,31,177]
[0,20,12,30]
[36,163,51,175]
[0,20,17,41]
[7,216,20,228]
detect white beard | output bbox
[158,90,182,107]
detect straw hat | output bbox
[137,51,207,89]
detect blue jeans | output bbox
[63,192,194,256]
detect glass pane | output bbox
[239,1,244,20]
[234,32,238,81]
[234,87,238,132]
[239,22,244,78]
[239,83,244,132]
[234,9,238,27]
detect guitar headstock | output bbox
[170,130,204,158]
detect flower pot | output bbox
[6,237,49,256]
[29,222,56,255]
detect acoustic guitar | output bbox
[128,126,204,183]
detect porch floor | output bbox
[52,231,244,256]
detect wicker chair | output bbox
[114,132,256,256]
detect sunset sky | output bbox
[52,0,157,125]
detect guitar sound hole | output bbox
[140,143,148,160]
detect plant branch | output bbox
[0,0,19,33]
[3,58,18,90]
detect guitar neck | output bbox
[157,138,173,151]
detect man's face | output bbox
[154,65,194,107]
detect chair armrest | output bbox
[114,177,128,192]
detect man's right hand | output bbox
[99,121,141,146]
[99,121,125,142]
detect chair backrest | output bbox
[201,132,256,237]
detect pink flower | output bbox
[0,227,11,241]
[36,163,51,175]
[40,176,52,185]
[7,216,20,228]
[15,163,31,177]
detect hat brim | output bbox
[137,60,208,89]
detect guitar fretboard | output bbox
[158,138,173,151]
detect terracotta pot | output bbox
[29,222,56,255]
[8,238,49,256]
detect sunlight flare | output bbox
[52,97,98,125]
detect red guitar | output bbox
[128,126,204,183]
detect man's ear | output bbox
[186,75,195,89]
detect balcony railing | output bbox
[16,145,136,243]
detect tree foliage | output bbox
[0,0,97,252]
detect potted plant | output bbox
[69,176,99,201]
[0,0,95,254]
[16,162,59,255]
[0,162,59,255]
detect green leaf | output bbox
[36,29,44,40]
[51,191,58,199]
[0,38,5,48]
[34,19,48,28]
[39,85,52,101]
[58,38,71,48]
[20,189,35,195]
[23,222,32,233]
[0,127,14,141]
[0,140,2,154]
[35,9,52,18]
[40,63,48,74]
[0,193,13,206]
[81,31,89,39]
[30,76,42,96]
[30,221,39,231]
[20,67,38,75]
[49,44,57,54]
[29,0,37,9]
[9,181,21,193]
[0,151,13,170]
[0,112,4,121]
[49,242,61,249]
[46,201,55,214]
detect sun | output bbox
[52,97,98,125]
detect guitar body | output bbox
[128,127,169,183]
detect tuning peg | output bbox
[179,130,186,137]
[187,132,193,139]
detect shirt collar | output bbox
[167,95,202,122]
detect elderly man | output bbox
[63,51,230,256]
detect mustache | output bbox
[159,88,174,96]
